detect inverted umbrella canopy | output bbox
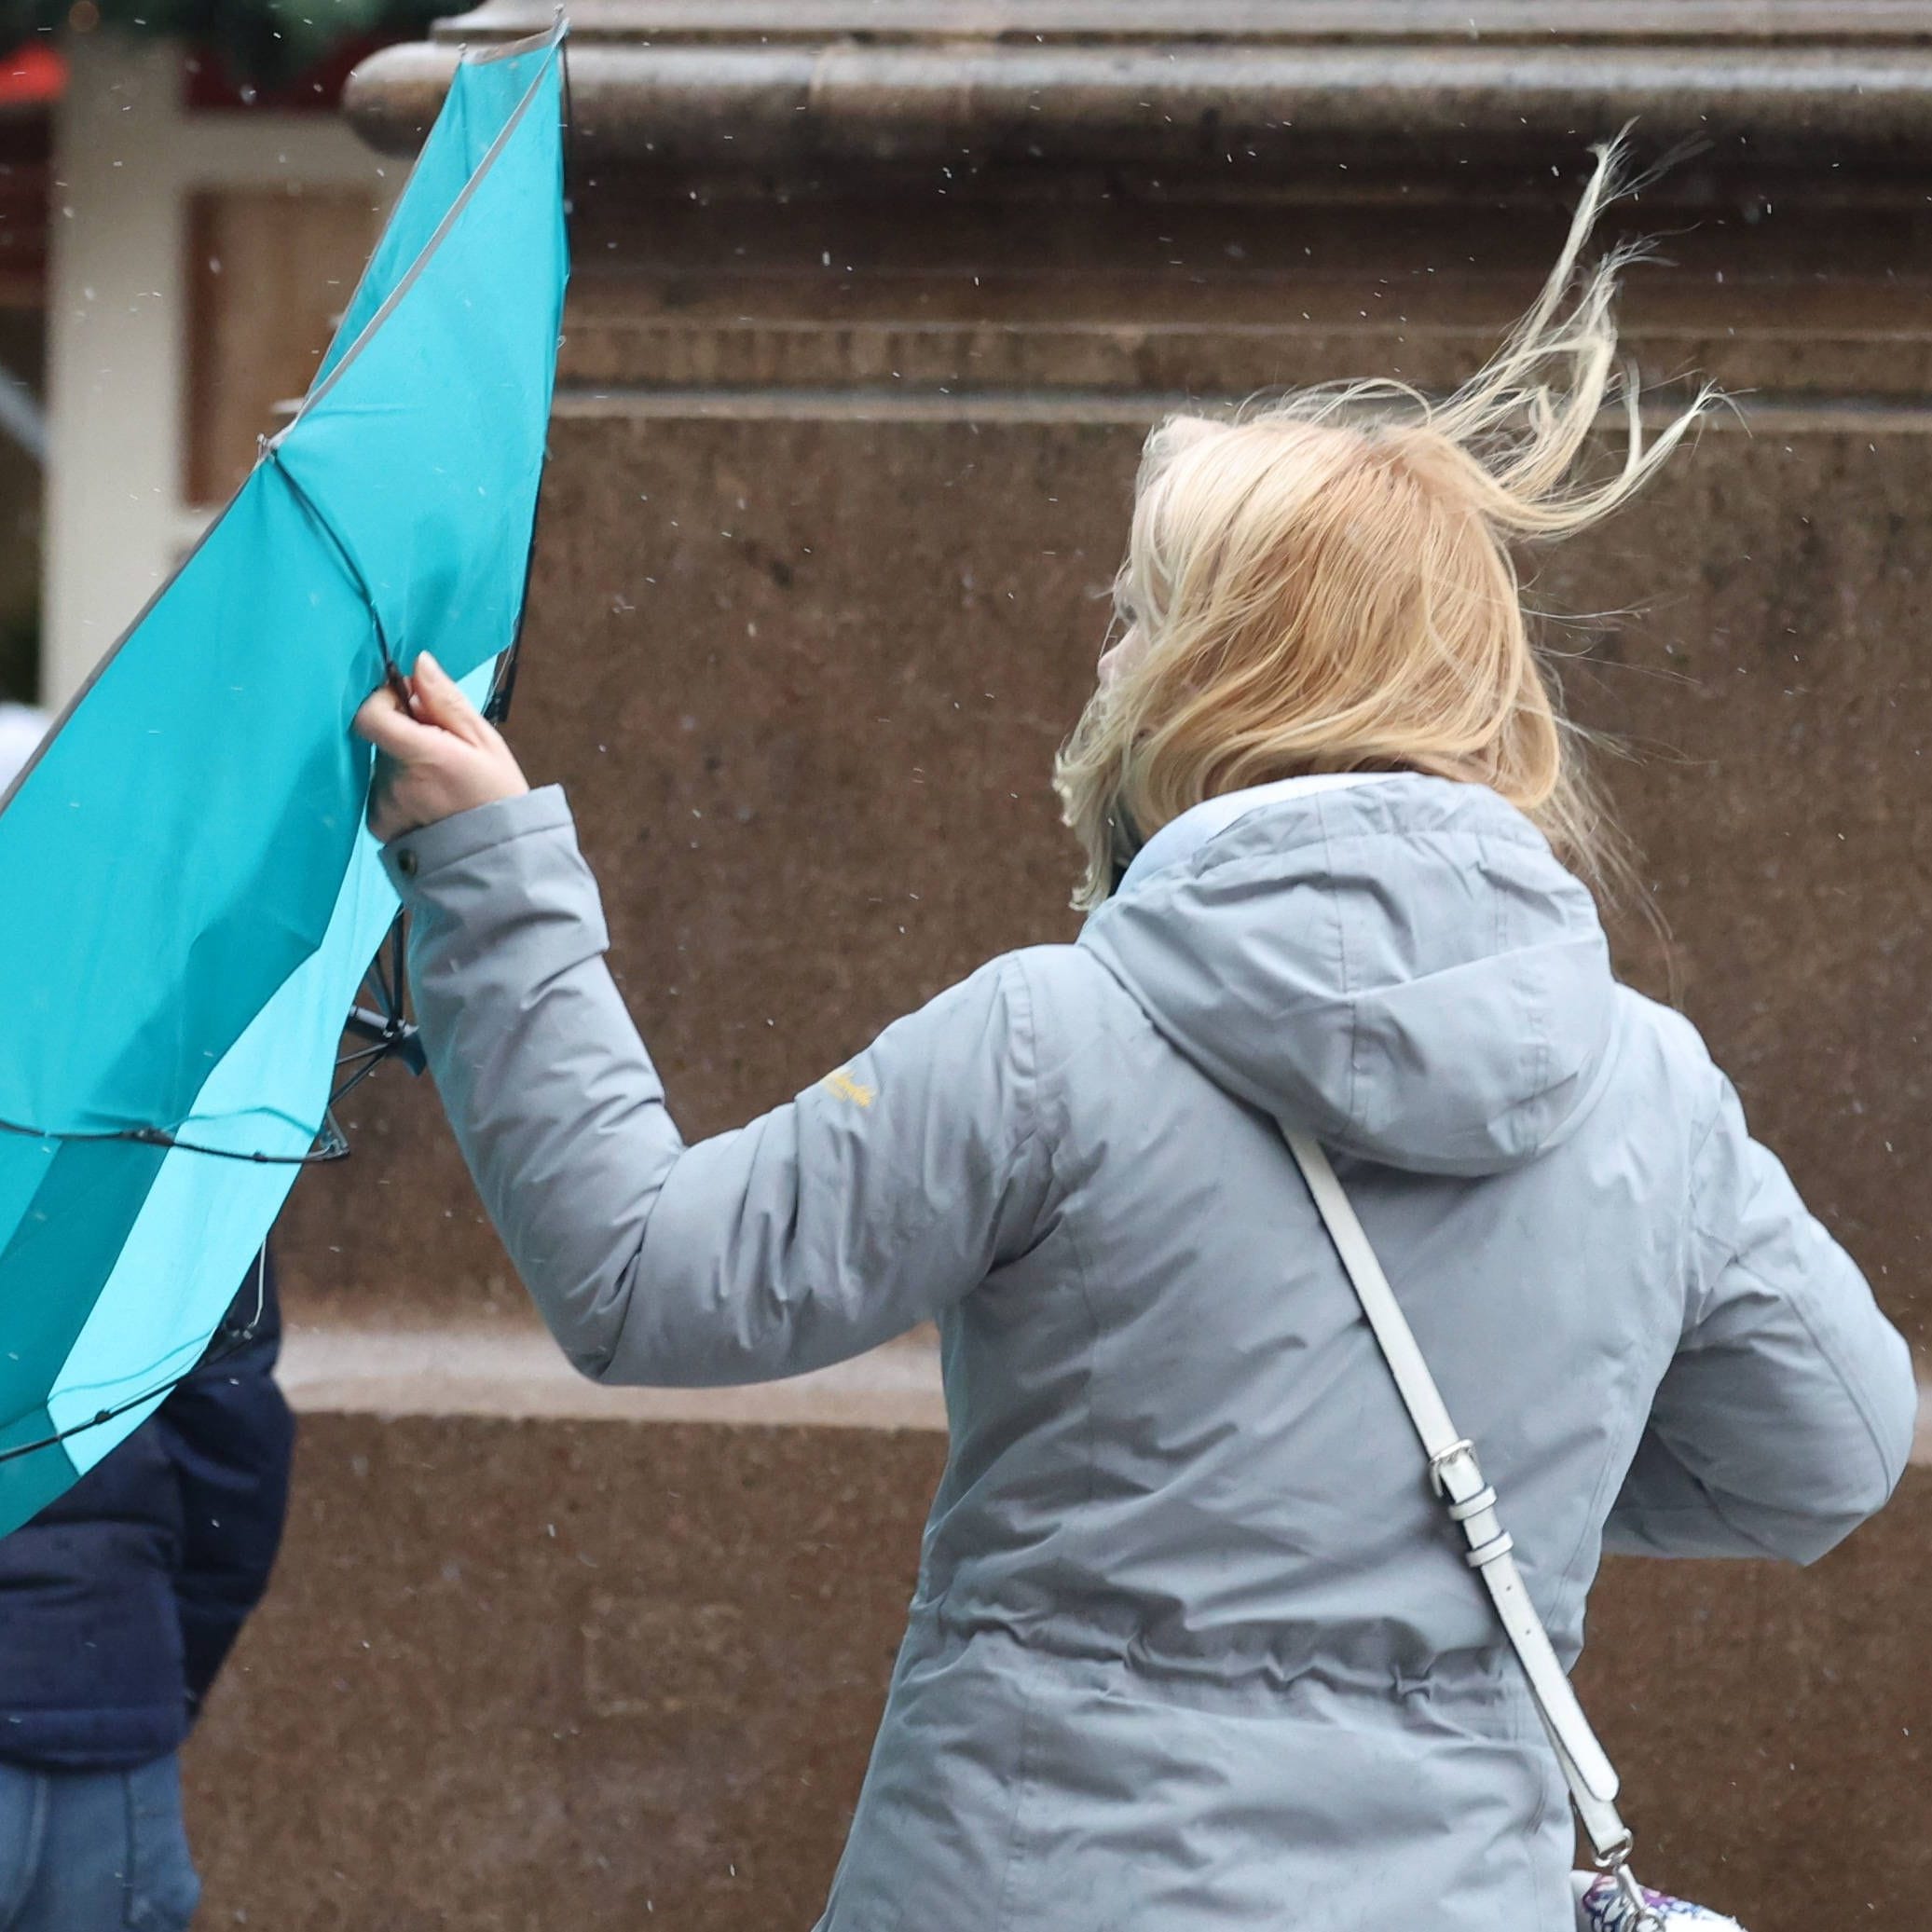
[0,23,569,1533]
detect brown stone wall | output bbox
[239,17,1932,1925]
[187,1418,943,1929]
[285,400,1932,1354]
[185,1419,1930,1930]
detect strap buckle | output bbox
[1427,1436,1479,1498]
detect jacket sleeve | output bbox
[1604,1076,1918,1564]
[386,788,1053,1387]
[156,1252,295,1714]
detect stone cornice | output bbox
[346,3,1932,191]
[356,2,1932,48]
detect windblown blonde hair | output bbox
[1054,141,1719,911]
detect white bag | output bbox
[1283,1132,1747,1932]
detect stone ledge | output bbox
[277,1317,1931,1458]
[413,3,1932,49]
[346,0,1932,183]
[545,385,1932,432]
[279,1319,947,1430]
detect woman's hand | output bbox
[353,651,529,843]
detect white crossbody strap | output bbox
[1284,1130,1635,1865]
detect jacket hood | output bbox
[1078,774,1618,1177]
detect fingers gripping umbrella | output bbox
[0,23,569,1532]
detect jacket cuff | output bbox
[381,786,574,893]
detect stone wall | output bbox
[187,7,1932,1926]
[286,398,1932,1341]
[186,1420,1929,1930]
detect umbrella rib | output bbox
[0,902,431,1168]
[265,445,398,678]
[0,1113,349,1166]
[0,1246,272,1466]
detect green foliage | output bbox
[4,0,448,87]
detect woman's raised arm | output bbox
[383,786,1054,1386]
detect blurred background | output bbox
[0,0,442,719]
[5,3,1929,1927]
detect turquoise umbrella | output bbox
[0,23,569,1532]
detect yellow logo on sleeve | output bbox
[820,1066,875,1108]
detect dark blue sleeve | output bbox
[153,1249,295,1715]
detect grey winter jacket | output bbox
[384,772,1917,1932]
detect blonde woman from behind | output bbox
[353,144,1916,1931]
